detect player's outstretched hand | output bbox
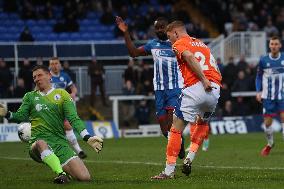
[0,103,7,117]
[115,16,128,33]
[87,136,103,153]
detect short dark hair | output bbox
[270,35,281,42]
[155,17,168,24]
[32,65,50,73]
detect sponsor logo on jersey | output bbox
[54,94,61,101]
[35,104,42,111]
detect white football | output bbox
[18,122,31,142]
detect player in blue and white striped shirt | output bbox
[256,36,284,156]
[116,16,185,159]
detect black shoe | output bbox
[182,158,192,176]
[78,151,87,159]
[178,136,185,159]
[53,172,69,184]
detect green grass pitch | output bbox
[1,133,284,189]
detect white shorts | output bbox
[174,81,220,123]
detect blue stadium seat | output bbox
[81,33,93,41]
[69,33,81,41]
[8,13,19,20]
[26,20,36,27]
[46,33,58,41]
[57,33,70,41]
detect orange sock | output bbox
[189,142,199,153]
[166,127,182,164]
[191,123,209,146]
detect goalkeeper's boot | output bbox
[178,136,185,159]
[261,144,274,156]
[151,171,174,180]
[53,172,70,184]
[78,151,87,159]
[182,158,192,176]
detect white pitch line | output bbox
[1,156,284,171]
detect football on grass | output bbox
[18,122,31,142]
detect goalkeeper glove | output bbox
[84,135,103,153]
[0,103,7,117]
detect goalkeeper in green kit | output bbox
[0,65,103,184]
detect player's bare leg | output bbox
[64,120,87,159]
[261,116,274,156]
[63,157,91,181]
[31,140,69,184]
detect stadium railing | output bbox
[208,32,266,64]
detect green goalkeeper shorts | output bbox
[29,142,77,166]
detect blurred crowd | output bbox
[194,0,284,38]
[2,0,209,41]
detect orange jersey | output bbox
[172,36,222,87]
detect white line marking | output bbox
[1,156,284,171]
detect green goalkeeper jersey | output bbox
[10,88,86,145]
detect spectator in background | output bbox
[88,58,107,106]
[36,57,44,66]
[19,26,34,42]
[218,82,232,108]
[8,78,28,111]
[121,80,135,128]
[231,70,251,92]
[135,100,150,125]
[18,58,33,91]
[222,57,238,89]
[216,58,224,74]
[0,58,13,98]
[236,55,249,72]
[222,100,234,117]
[264,19,279,37]
[63,61,76,83]
[100,7,114,25]
[233,96,250,116]
[123,59,139,89]
[139,62,154,95]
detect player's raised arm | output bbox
[61,90,103,153]
[0,93,31,122]
[115,16,146,57]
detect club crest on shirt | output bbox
[54,94,61,101]
[281,60,284,66]
[60,77,64,81]
[35,97,39,101]
[266,62,270,67]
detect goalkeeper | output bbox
[0,65,103,184]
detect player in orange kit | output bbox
[151,21,222,179]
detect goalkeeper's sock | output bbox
[41,150,64,175]
[166,127,182,165]
[66,129,83,154]
[265,126,274,147]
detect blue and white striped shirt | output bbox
[143,39,183,91]
[256,53,284,100]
